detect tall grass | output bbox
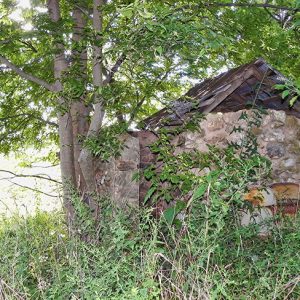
[0,199,299,300]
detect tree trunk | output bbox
[79,0,105,209]
[70,7,91,191]
[48,0,76,223]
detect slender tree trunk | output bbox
[48,0,76,223]
[79,0,105,212]
[70,7,91,191]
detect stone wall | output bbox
[176,109,300,183]
[94,133,140,208]
[95,109,300,208]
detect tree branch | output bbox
[79,0,105,197]
[129,95,146,124]
[129,68,172,124]
[206,2,299,12]
[74,4,92,20]
[31,163,60,168]
[0,113,58,128]
[33,115,58,128]
[18,40,38,53]
[103,53,126,85]
[0,169,62,184]
[0,55,58,92]
[264,7,281,22]
[7,180,58,198]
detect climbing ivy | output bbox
[143,107,272,228]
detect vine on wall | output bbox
[143,107,272,228]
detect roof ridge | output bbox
[142,59,297,129]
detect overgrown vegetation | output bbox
[0,204,300,299]
[1,1,300,298]
[83,122,128,162]
[143,108,271,227]
[275,79,300,107]
[1,108,299,299]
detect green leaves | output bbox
[282,89,290,99]
[273,84,286,90]
[290,96,298,106]
[142,107,271,235]
[192,183,207,201]
[138,8,153,19]
[155,46,163,57]
[1,0,299,168]
[83,123,128,161]
[144,186,157,204]
[120,8,133,19]
[163,200,186,225]
[274,80,300,107]
[118,2,153,20]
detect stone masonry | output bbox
[95,109,300,207]
[94,133,140,208]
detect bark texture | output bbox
[79,0,105,203]
[48,0,76,222]
[70,7,91,191]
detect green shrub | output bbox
[0,206,299,299]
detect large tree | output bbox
[0,0,299,224]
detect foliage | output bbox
[0,204,300,299]
[143,108,271,228]
[0,106,297,300]
[219,1,300,79]
[1,1,300,297]
[0,0,299,158]
[83,122,128,161]
[275,79,300,106]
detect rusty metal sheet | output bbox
[244,183,300,216]
[271,183,300,215]
[241,183,300,235]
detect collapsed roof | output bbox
[143,58,300,129]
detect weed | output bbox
[0,206,299,299]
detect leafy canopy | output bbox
[0,0,299,157]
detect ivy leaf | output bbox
[163,200,186,225]
[173,218,183,229]
[155,46,163,56]
[120,8,133,18]
[143,186,156,204]
[274,84,286,90]
[170,175,180,184]
[289,96,298,107]
[282,90,290,99]
[175,200,186,212]
[138,8,153,19]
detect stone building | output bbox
[95,58,300,212]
